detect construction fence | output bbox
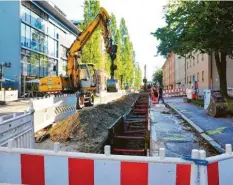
[30,94,77,133]
[163,88,186,98]
[1,141,233,185]
[0,110,34,149]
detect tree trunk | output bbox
[214,52,228,98]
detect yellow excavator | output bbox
[39,7,118,109]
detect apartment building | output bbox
[174,55,185,89]
[162,52,175,89]
[162,51,233,96]
[186,52,211,95]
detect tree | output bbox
[134,65,142,89]
[119,18,134,88]
[152,1,233,97]
[79,0,102,69]
[152,68,163,87]
[110,13,123,80]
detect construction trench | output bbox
[35,92,219,157]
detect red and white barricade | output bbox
[2,141,233,184]
[163,88,186,98]
[0,141,194,185]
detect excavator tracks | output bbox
[108,93,150,156]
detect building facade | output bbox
[162,59,169,89]
[0,0,80,94]
[162,52,175,90]
[185,52,211,95]
[163,50,233,96]
[174,55,185,89]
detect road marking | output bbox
[206,127,227,135]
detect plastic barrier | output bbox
[163,88,186,98]
[2,141,233,184]
[0,90,18,102]
[0,110,34,149]
[30,94,77,133]
[0,91,4,101]
[0,142,193,185]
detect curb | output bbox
[165,103,225,153]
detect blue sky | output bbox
[54,0,168,80]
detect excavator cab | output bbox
[78,63,97,90]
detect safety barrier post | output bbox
[104,145,111,156]
[7,139,14,149]
[225,144,232,154]
[199,150,208,185]
[159,148,165,160]
[190,149,199,185]
[54,142,60,153]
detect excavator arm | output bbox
[67,7,117,89]
[39,7,117,94]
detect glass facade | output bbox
[20,4,62,78]
[20,48,57,78]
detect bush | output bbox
[190,99,204,107]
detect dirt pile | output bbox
[48,93,139,152]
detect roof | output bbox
[33,0,81,35]
[70,20,83,26]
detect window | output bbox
[31,28,40,51]
[25,25,31,48]
[60,46,67,59]
[197,54,199,63]
[197,72,199,82]
[21,23,26,46]
[187,62,189,69]
[55,27,59,39]
[48,37,55,56]
[202,71,204,82]
[193,74,195,81]
[48,58,57,76]
[193,58,195,66]
[40,55,48,77]
[30,53,40,77]
[59,59,67,76]
[202,54,204,61]
[20,6,31,24]
[21,5,26,22]
[48,22,55,38]
[55,41,58,58]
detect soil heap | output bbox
[48,93,139,152]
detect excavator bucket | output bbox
[107,79,118,92]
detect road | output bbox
[0,101,30,116]
[0,91,127,117]
[166,97,233,153]
[150,98,218,157]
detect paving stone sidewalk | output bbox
[166,98,233,153]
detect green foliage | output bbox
[119,18,135,87]
[79,0,102,69]
[152,1,233,97]
[152,68,163,86]
[78,4,136,88]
